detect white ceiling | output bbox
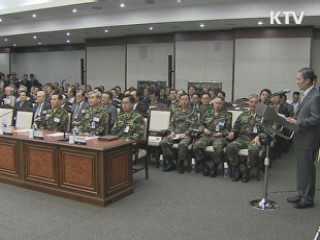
[0,0,319,48]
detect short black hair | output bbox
[260,88,272,95]
[122,94,135,103]
[292,91,300,96]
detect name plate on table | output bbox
[33,130,44,139]
[74,136,86,145]
[3,127,13,135]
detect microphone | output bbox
[270,89,290,97]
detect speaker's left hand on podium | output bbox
[287,117,297,125]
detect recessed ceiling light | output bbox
[177,0,182,3]
[4,38,8,42]
[0,18,2,22]
[66,39,70,43]
[66,32,70,36]
[258,21,264,25]
[120,3,125,8]
[199,23,205,28]
[33,35,37,39]
[72,8,77,13]
[149,26,154,31]
[38,42,42,45]
[104,29,109,33]
[32,13,37,18]
[13,43,16,47]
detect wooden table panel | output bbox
[0,139,18,176]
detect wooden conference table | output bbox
[0,129,134,207]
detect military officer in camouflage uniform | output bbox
[198,93,213,117]
[79,90,109,136]
[111,95,145,140]
[161,94,198,173]
[35,93,68,132]
[227,94,267,182]
[193,96,232,177]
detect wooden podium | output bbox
[0,130,134,207]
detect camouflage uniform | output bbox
[111,111,145,140]
[169,104,180,114]
[193,110,232,173]
[198,104,213,117]
[161,108,198,170]
[79,107,109,136]
[227,111,267,168]
[38,107,68,132]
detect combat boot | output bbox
[210,163,218,177]
[231,167,242,182]
[242,166,251,183]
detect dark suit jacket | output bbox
[14,100,33,111]
[33,101,51,120]
[294,87,320,150]
[279,103,294,118]
[71,101,89,122]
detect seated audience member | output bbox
[217,91,233,109]
[190,93,201,111]
[67,86,76,105]
[29,86,40,103]
[101,91,118,127]
[227,94,267,183]
[33,91,51,121]
[79,90,109,136]
[208,89,217,101]
[161,94,198,173]
[111,95,145,140]
[71,90,89,127]
[148,89,168,111]
[198,93,213,117]
[35,93,68,132]
[20,74,32,92]
[29,74,41,88]
[193,96,232,177]
[3,86,16,107]
[188,85,197,100]
[114,86,124,100]
[130,89,149,117]
[14,90,33,111]
[259,88,277,111]
[44,83,55,101]
[167,89,177,106]
[290,91,300,114]
[159,88,167,102]
[61,94,72,113]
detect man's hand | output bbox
[168,132,175,140]
[252,136,261,146]
[227,132,234,140]
[287,117,297,125]
[203,128,211,135]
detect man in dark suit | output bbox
[130,90,149,117]
[287,67,320,209]
[14,91,33,111]
[71,90,89,127]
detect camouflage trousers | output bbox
[227,139,261,168]
[160,136,191,165]
[193,136,226,167]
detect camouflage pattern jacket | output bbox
[111,111,145,140]
[39,107,68,132]
[79,107,109,136]
[169,107,198,135]
[198,110,231,137]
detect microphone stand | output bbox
[314,223,320,240]
[57,121,69,142]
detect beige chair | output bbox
[15,111,34,129]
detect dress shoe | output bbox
[293,200,314,209]
[209,163,218,177]
[287,195,301,204]
[241,167,251,183]
[231,167,242,182]
[162,164,176,172]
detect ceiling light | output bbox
[149,26,154,31]
[0,18,2,22]
[33,35,37,39]
[199,23,205,28]
[119,0,126,8]
[32,13,36,18]
[13,43,16,47]
[38,42,42,45]
[258,21,264,25]
[72,8,77,13]
[177,0,182,3]
[104,29,109,33]
[4,38,8,42]
[66,32,70,36]
[66,39,70,43]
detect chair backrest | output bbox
[143,118,148,140]
[0,108,14,126]
[149,110,171,132]
[15,111,33,129]
[228,110,244,128]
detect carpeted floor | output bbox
[0,148,319,240]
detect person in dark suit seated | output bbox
[71,90,89,127]
[101,91,118,128]
[33,91,51,121]
[60,94,72,113]
[66,86,76,105]
[190,93,201,111]
[14,91,33,111]
[287,67,320,209]
[130,89,149,117]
